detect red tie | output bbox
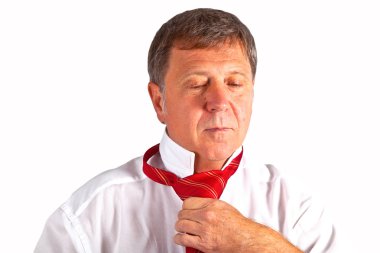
[143,144,243,253]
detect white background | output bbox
[1,0,379,252]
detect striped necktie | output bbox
[142,144,243,253]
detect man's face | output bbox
[150,42,254,169]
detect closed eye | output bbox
[189,82,208,89]
[228,83,243,88]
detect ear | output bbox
[148,82,166,124]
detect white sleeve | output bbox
[34,208,86,253]
[265,164,336,252]
[290,192,336,252]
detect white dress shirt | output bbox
[35,132,335,253]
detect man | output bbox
[35,8,335,253]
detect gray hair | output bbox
[147,8,257,91]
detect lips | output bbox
[205,127,232,132]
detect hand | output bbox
[174,197,302,253]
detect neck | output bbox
[194,157,228,174]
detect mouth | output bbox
[205,127,232,132]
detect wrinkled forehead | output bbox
[173,36,244,52]
[170,39,250,67]
[173,38,248,64]
[165,42,253,83]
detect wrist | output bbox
[238,219,302,253]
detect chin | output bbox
[203,144,236,161]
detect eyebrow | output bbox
[178,72,209,84]
[180,69,251,81]
[227,70,251,79]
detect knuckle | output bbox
[175,233,194,247]
[197,227,218,251]
[203,209,217,222]
[182,235,193,245]
[211,199,224,208]
[175,219,187,232]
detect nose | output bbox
[205,82,229,112]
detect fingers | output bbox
[173,232,200,249]
[174,215,203,251]
[180,197,216,224]
[175,218,202,235]
[175,198,215,249]
[178,207,218,225]
[182,197,214,210]
[175,198,231,250]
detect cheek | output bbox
[235,96,253,123]
[166,100,201,127]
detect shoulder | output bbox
[240,156,316,211]
[237,155,336,250]
[259,164,334,239]
[240,155,290,187]
[60,156,146,217]
[242,153,305,189]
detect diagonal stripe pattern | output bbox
[142,144,243,253]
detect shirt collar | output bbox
[159,131,242,178]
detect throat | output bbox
[193,159,228,174]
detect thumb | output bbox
[182,197,214,210]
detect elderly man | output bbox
[35,8,335,253]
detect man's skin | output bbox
[148,41,302,253]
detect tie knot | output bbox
[143,144,243,200]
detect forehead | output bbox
[166,42,252,79]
